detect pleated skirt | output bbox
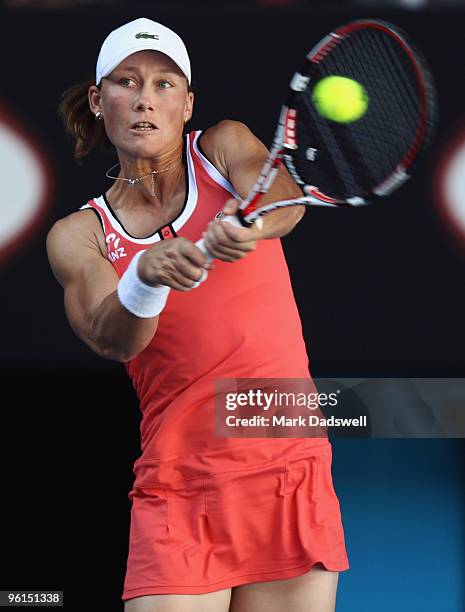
[122,444,349,601]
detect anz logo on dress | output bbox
[106,233,127,262]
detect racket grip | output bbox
[192,215,245,288]
[194,237,214,262]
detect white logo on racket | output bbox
[306,147,318,161]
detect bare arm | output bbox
[202,120,305,248]
[46,210,158,362]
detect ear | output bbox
[184,90,194,123]
[88,84,103,116]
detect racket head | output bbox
[283,19,437,205]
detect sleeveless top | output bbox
[79,130,330,489]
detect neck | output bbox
[106,140,185,212]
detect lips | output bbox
[130,121,157,131]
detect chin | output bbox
[123,143,162,160]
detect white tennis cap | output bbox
[96,17,191,86]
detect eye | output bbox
[119,77,135,87]
[159,80,174,89]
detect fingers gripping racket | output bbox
[194,18,437,277]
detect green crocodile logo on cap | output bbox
[135,32,159,40]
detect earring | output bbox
[95,111,103,120]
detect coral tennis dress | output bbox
[79,130,349,601]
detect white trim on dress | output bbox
[192,131,240,199]
[78,134,199,245]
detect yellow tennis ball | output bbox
[312,76,369,123]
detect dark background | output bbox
[0,2,464,610]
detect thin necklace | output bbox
[105,160,181,197]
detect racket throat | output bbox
[236,208,254,228]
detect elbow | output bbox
[88,318,139,363]
[86,330,134,362]
[89,327,154,363]
[97,345,136,363]
[275,205,306,239]
[295,204,306,222]
[88,303,158,362]
[91,330,146,362]
[285,205,306,236]
[91,328,145,362]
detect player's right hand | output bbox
[137,237,213,291]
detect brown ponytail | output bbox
[57,77,112,161]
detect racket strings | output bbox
[364,30,421,136]
[333,30,420,183]
[339,30,419,178]
[346,32,417,150]
[370,30,434,166]
[317,44,382,191]
[300,85,363,195]
[291,26,427,200]
[293,56,370,197]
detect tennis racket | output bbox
[194,18,437,269]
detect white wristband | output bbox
[117,249,170,318]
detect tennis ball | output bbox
[312,76,369,123]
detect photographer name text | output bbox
[224,414,368,428]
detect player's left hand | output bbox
[202,198,262,262]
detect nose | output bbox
[134,84,155,112]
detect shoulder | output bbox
[46,208,107,265]
[198,120,265,176]
[200,120,257,153]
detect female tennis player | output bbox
[46,17,349,612]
